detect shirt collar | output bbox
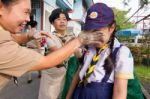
[113,38,121,48]
[0,25,4,31]
[53,31,68,37]
[0,25,11,34]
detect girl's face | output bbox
[53,13,68,32]
[0,0,31,33]
[91,24,115,48]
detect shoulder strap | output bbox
[112,44,123,62]
[101,44,123,83]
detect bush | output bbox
[142,58,150,66]
[129,46,141,64]
[141,47,149,54]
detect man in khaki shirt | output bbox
[0,26,43,89]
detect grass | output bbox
[135,65,150,82]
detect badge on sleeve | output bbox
[128,52,132,58]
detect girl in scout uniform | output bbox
[66,3,134,99]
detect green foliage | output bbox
[141,47,149,54]
[135,65,150,81]
[113,8,136,30]
[140,0,148,7]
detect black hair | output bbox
[49,8,70,24]
[26,15,37,28]
[27,20,37,28]
[1,0,18,6]
[103,20,117,74]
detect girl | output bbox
[66,3,134,99]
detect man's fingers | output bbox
[78,31,104,45]
[88,32,103,37]
[40,31,51,38]
[33,33,42,39]
[86,41,100,45]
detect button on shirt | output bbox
[0,26,43,90]
[79,38,134,83]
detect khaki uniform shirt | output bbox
[46,32,75,68]
[46,32,74,49]
[26,39,41,53]
[38,32,74,99]
[0,26,43,90]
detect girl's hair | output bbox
[49,8,70,24]
[1,0,18,6]
[103,20,117,74]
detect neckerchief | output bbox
[80,44,108,86]
[54,31,74,44]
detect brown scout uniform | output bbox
[0,26,43,90]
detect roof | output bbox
[116,29,142,37]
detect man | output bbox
[38,8,80,99]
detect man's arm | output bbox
[30,38,81,71]
[30,31,103,71]
[49,46,58,52]
[11,33,33,44]
[11,31,45,44]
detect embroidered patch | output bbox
[89,11,98,19]
[128,52,132,58]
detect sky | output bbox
[93,0,139,16]
[92,0,150,29]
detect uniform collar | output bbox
[113,38,121,48]
[53,31,68,37]
[0,25,4,31]
[0,25,11,34]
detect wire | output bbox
[135,13,150,24]
[124,6,143,23]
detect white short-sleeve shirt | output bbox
[79,38,134,83]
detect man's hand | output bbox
[40,31,51,38]
[78,31,102,45]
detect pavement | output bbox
[141,85,150,99]
[0,72,150,99]
[0,72,40,99]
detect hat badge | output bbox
[89,11,98,19]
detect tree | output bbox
[113,8,136,30]
[123,0,148,7]
[140,0,148,7]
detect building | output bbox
[31,0,94,36]
[116,28,146,46]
